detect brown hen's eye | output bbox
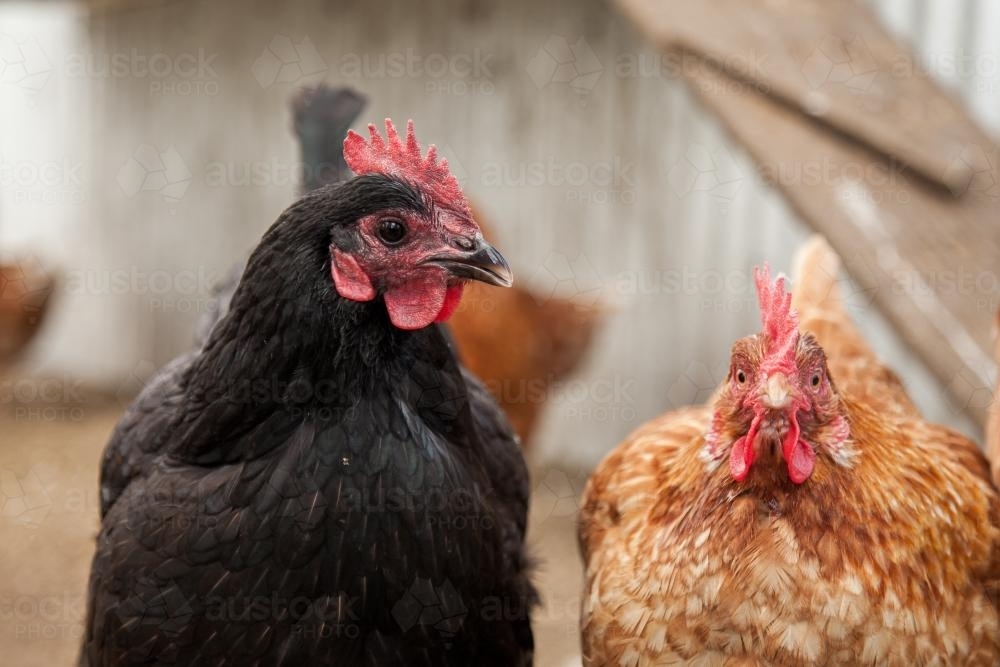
[377,218,407,245]
[811,373,822,387]
[736,370,747,384]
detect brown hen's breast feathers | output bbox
[580,395,1000,666]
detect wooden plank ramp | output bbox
[615,0,999,428]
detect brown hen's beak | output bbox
[762,373,793,409]
[425,238,514,288]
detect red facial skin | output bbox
[330,204,481,330]
[707,333,842,485]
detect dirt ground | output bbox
[0,396,584,667]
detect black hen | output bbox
[81,121,535,666]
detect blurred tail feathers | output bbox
[792,235,846,323]
[292,86,367,193]
[791,235,915,415]
[196,87,367,346]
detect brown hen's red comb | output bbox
[343,118,470,217]
[754,263,800,373]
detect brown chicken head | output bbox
[705,265,851,485]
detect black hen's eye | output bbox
[377,218,407,245]
[811,373,822,387]
[736,370,747,384]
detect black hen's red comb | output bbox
[754,263,800,372]
[343,119,470,217]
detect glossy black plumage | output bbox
[81,175,535,666]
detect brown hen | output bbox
[580,236,1000,665]
[0,255,54,367]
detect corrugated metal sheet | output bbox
[1,0,993,465]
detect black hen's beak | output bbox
[425,239,514,288]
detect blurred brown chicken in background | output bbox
[0,255,54,370]
[451,209,603,444]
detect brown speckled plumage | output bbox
[580,237,1000,665]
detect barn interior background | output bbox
[0,0,997,665]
